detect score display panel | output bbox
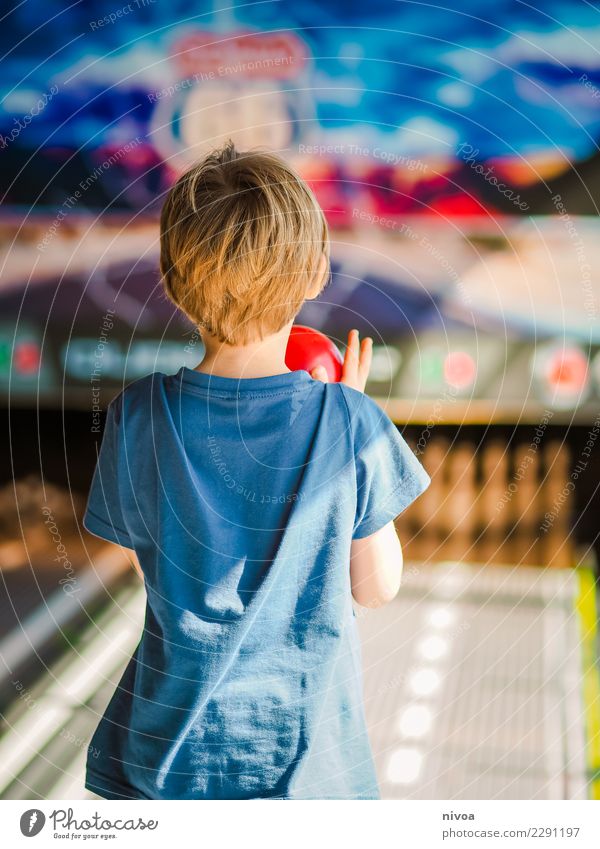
[1,215,599,424]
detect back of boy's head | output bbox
[160,141,329,345]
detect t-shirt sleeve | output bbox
[83,396,133,548]
[342,387,431,539]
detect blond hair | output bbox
[160,141,329,345]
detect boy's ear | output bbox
[306,253,329,299]
[305,280,322,300]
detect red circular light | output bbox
[545,347,588,391]
[14,342,40,374]
[443,351,476,390]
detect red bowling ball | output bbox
[285,325,344,383]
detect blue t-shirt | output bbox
[83,366,430,800]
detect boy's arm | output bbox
[350,521,403,608]
[312,329,425,608]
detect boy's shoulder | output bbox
[336,383,389,431]
[106,371,167,422]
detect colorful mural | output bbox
[2,1,600,217]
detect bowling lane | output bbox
[360,562,594,800]
[0,580,145,800]
[0,561,595,801]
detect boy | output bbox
[83,142,430,800]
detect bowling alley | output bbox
[1,0,599,821]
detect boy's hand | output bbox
[311,329,373,392]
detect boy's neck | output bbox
[194,322,293,379]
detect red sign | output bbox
[171,30,308,80]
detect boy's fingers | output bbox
[358,336,373,380]
[342,329,360,381]
[310,365,329,383]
